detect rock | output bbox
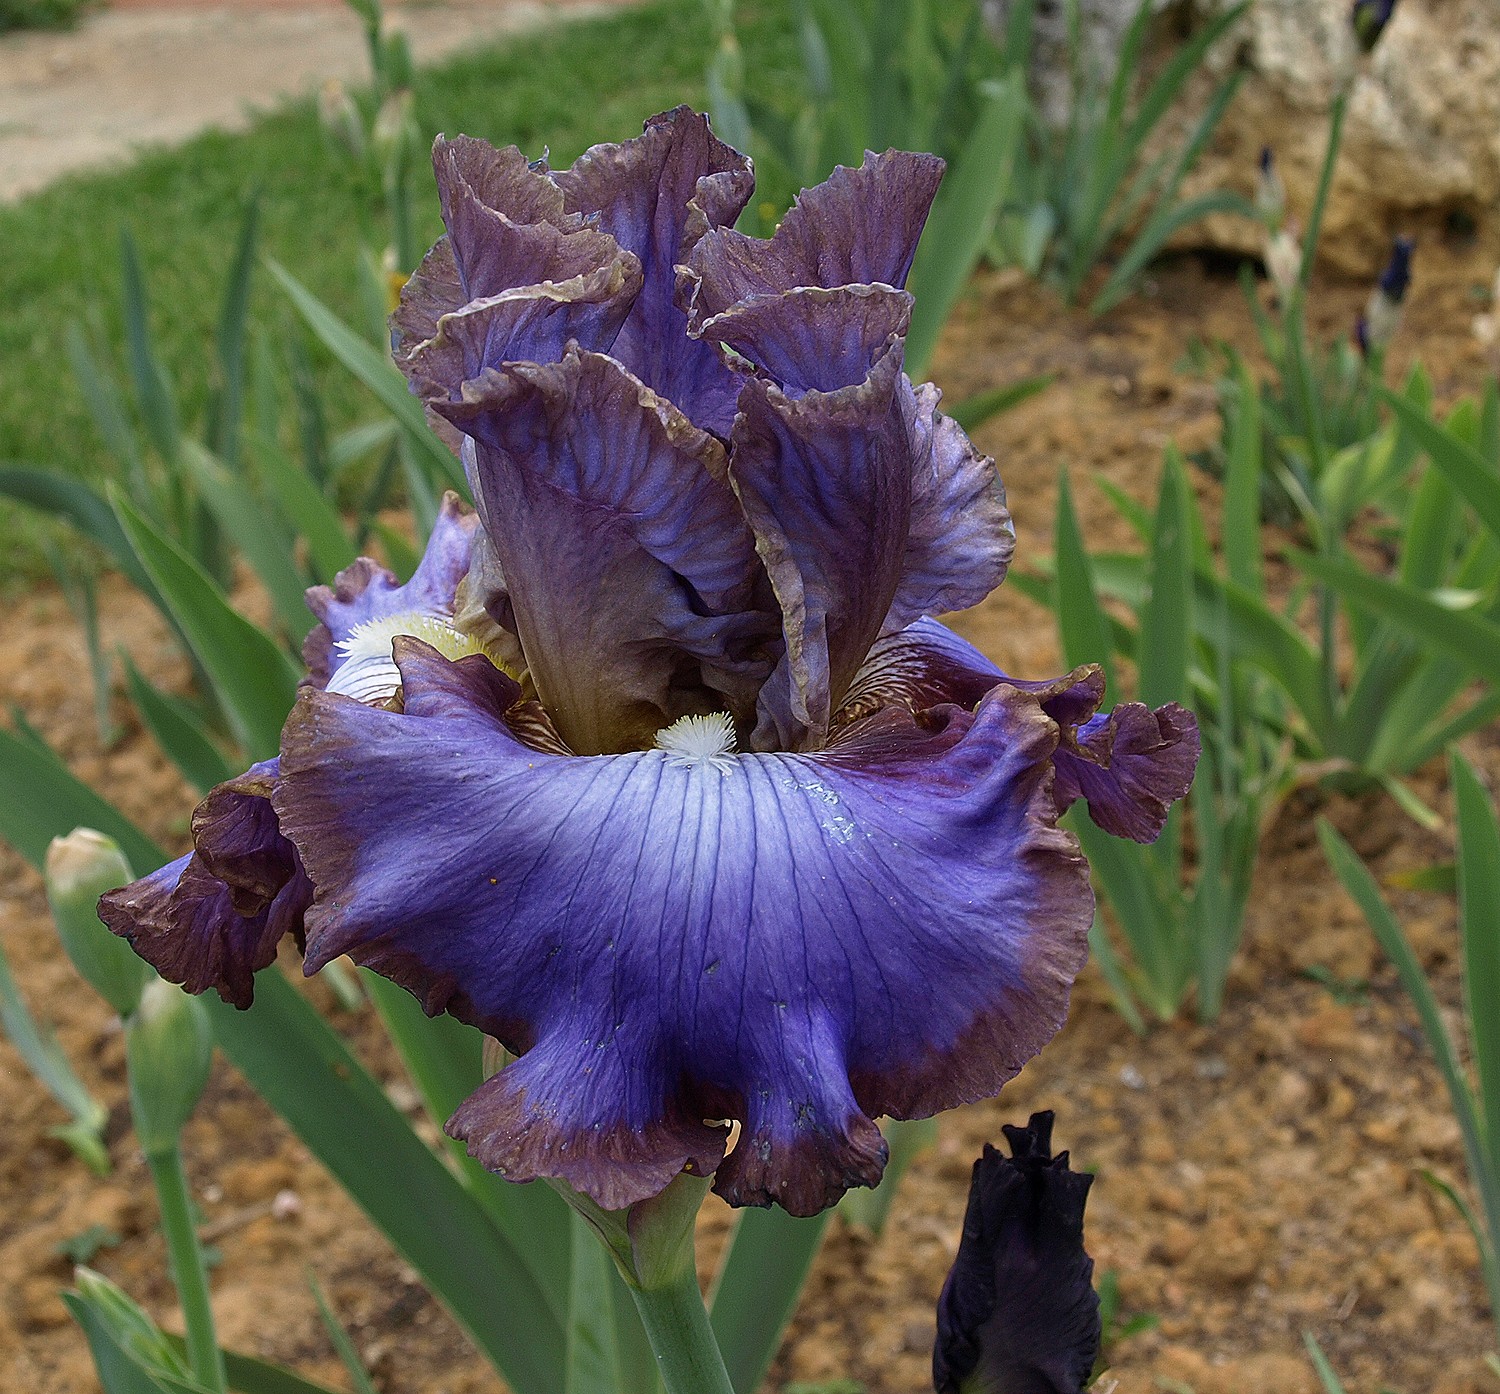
[984,0,1500,274]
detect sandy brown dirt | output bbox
[0,0,631,203]
[2,239,1500,1394]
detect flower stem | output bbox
[146,1145,225,1394]
[627,1262,736,1394]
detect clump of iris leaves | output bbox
[1,0,1498,1391]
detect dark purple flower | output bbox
[106,109,1198,1217]
[933,1112,1100,1394]
[100,495,486,1006]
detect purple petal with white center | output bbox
[302,490,479,694]
[729,337,913,750]
[679,149,945,329]
[272,639,1093,1215]
[439,346,776,753]
[554,107,755,433]
[841,618,1199,843]
[98,761,313,1008]
[884,381,1014,631]
[101,503,482,1007]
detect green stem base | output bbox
[147,1146,226,1394]
[628,1263,735,1394]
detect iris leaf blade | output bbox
[120,655,237,795]
[202,972,567,1394]
[0,465,156,601]
[1223,358,1263,595]
[1138,448,1192,710]
[1316,818,1500,1251]
[1292,552,1500,690]
[565,1213,620,1394]
[356,971,571,1316]
[1053,470,1117,693]
[178,441,310,639]
[1453,753,1500,1157]
[250,432,357,582]
[266,261,468,499]
[709,1208,831,1394]
[112,490,299,760]
[905,73,1024,379]
[0,721,166,873]
[1382,387,1500,543]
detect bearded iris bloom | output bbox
[104,108,1196,1217]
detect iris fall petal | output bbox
[274,640,1093,1216]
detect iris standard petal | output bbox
[841,618,1199,843]
[273,640,1093,1216]
[98,762,313,1008]
[439,345,776,753]
[395,137,644,402]
[555,106,754,433]
[700,284,913,397]
[885,381,1015,631]
[730,336,913,750]
[679,149,945,328]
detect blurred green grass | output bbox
[0,0,799,592]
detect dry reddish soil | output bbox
[3,240,1500,1394]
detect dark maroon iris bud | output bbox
[1350,0,1398,51]
[933,1112,1100,1394]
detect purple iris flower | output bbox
[933,1112,1100,1394]
[105,108,1197,1217]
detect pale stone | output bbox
[986,0,1500,274]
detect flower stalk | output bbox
[146,1143,225,1394]
[626,1260,736,1394]
[558,1172,734,1394]
[126,977,223,1393]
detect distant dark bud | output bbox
[1254,146,1286,227]
[1350,0,1398,52]
[1362,236,1414,354]
[933,1112,1101,1394]
[1378,235,1414,304]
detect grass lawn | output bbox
[0,0,799,587]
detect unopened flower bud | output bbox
[1351,0,1398,52]
[46,829,150,1018]
[126,977,213,1157]
[318,79,366,161]
[933,1112,1100,1394]
[1264,225,1302,304]
[1255,147,1286,229]
[1360,235,1414,354]
[372,89,415,173]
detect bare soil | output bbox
[2,240,1500,1394]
